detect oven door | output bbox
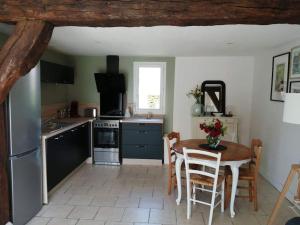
[94,127,119,149]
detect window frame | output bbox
[133,61,166,114]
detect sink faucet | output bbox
[146,112,153,119]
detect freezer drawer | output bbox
[10,149,42,225]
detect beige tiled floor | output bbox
[27,164,297,225]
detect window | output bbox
[133,62,166,114]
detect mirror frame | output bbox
[200,80,226,114]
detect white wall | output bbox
[173,57,254,145]
[251,41,300,200]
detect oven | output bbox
[93,119,120,165]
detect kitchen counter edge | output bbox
[120,118,164,124]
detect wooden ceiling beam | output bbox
[0,20,54,103]
[0,0,300,26]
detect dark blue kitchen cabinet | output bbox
[41,60,74,84]
[46,122,89,191]
[121,123,163,161]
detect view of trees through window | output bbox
[138,67,161,109]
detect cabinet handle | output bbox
[54,135,63,140]
[138,130,148,134]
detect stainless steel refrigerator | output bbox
[6,64,42,225]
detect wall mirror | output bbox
[201,80,226,115]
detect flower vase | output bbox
[191,100,203,116]
[206,135,221,149]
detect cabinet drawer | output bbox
[122,144,162,159]
[122,123,162,131]
[122,130,162,145]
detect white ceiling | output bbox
[1,24,300,56]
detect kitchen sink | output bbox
[42,120,74,133]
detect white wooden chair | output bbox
[183,148,225,225]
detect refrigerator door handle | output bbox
[10,148,39,159]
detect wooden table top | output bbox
[173,139,251,161]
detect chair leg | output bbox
[253,181,258,211]
[187,181,192,219]
[192,184,196,205]
[225,176,231,208]
[208,187,217,225]
[221,180,225,213]
[249,180,253,202]
[168,174,172,195]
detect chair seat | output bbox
[190,174,224,187]
[225,167,254,180]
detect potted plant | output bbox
[187,85,203,116]
[200,119,227,149]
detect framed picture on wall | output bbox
[289,81,300,93]
[270,52,290,102]
[290,46,300,78]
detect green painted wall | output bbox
[68,56,175,132]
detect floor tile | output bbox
[67,194,94,206]
[122,208,150,223]
[68,206,99,219]
[49,193,73,205]
[149,209,176,224]
[116,197,140,208]
[134,223,161,225]
[40,205,74,218]
[139,197,163,209]
[94,207,125,221]
[106,222,134,225]
[26,217,51,225]
[76,220,105,225]
[47,218,77,225]
[91,196,118,207]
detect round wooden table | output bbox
[173,139,251,218]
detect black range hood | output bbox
[94,55,126,117]
[94,55,125,93]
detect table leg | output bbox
[230,165,239,218]
[176,157,184,205]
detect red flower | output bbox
[215,121,221,129]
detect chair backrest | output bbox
[253,145,263,179]
[251,138,263,160]
[183,148,222,188]
[164,132,180,165]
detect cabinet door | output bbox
[41,60,74,84]
[62,66,74,84]
[46,133,68,191]
[41,61,62,83]
[77,123,89,160]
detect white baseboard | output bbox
[122,158,163,166]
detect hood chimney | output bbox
[107,55,119,74]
